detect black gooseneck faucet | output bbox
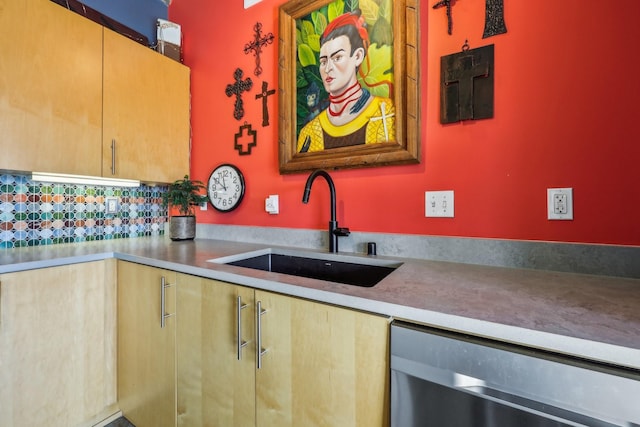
[302,169,350,253]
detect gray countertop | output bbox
[1,237,639,370]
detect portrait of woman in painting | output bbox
[296,4,396,153]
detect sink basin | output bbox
[209,248,401,287]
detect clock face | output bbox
[207,164,245,212]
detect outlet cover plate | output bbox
[425,190,454,218]
[547,188,573,220]
[105,197,119,214]
[265,194,279,214]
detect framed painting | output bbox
[278,0,421,174]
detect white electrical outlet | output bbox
[105,197,119,214]
[547,188,573,220]
[425,190,454,218]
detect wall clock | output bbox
[207,164,245,212]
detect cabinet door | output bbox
[0,260,117,427]
[0,0,103,176]
[118,261,176,427]
[103,29,190,183]
[255,291,390,427]
[176,274,256,427]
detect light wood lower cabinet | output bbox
[176,275,255,427]
[0,260,117,427]
[177,273,390,427]
[117,261,177,427]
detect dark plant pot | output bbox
[169,215,196,241]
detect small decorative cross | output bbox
[244,22,274,77]
[234,122,257,155]
[225,68,253,120]
[255,81,276,126]
[369,102,395,141]
[433,0,454,35]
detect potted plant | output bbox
[162,175,208,241]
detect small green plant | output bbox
[162,175,208,216]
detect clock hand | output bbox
[214,177,227,191]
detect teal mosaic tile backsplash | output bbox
[0,173,167,248]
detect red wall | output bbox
[170,0,640,246]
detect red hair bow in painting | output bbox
[322,10,370,50]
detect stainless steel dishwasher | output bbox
[391,321,640,427]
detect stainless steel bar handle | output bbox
[256,301,269,369]
[110,139,116,175]
[237,296,249,360]
[160,276,175,328]
[457,381,615,426]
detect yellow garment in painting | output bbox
[297,96,396,153]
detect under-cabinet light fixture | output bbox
[31,172,140,188]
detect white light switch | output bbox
[265,195,279,214]
[425,190,454,218]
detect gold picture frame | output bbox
[278,0,421,174]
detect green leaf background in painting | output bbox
[369,15,393,47]
[328,0,345,22]
[378,0,392,24]
[344,0,357,13]
[359,43,394,98]
[298,43,317,67]
[296,27,304,46]
[302,66,325,98]
[359,0,380,28]
[296,66,308,89]
[300,20,315,45]
[311,11,328,38]
[307,34,321,52]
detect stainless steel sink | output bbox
[208,248,401,287]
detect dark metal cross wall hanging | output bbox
[234,122,257,155]
[483,0,507,38]
[244,22,274,77]
[225,68,253,120]
[433,0,454,35]
[255,81,276,127]
[439,42,494,124]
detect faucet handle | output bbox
[334,227,350,236]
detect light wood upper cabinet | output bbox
[103,29,191,183]
[176,273,390,427]
[0,260,117,427]
[0,0,103,176]
[0,0,190,183]
[117,261,177,427]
